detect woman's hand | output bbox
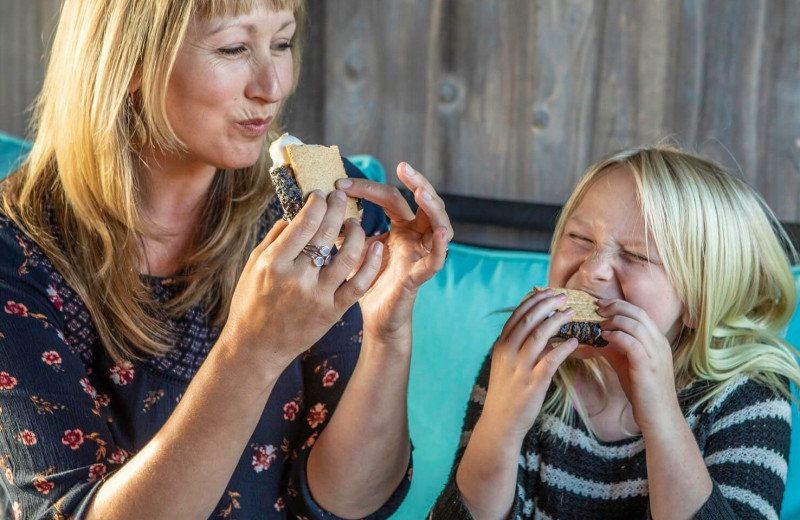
[219,190,384,379]
[335,162,453,344]
[596,299,682,433]
[481,289,580,440]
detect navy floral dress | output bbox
[0,160,411,519]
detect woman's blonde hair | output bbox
[543,147,800,432]
[2,0,306,362]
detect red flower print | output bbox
[33,476,54,495]
[62,429,84,450]
[12,501,21,520]
[5,468,13,485]
[0,372,18,390]
[88,463,106,482]
[283,401,299,421]
[19,430,37,446]
[42,351,62,366]
[46,285,63,312]
[109,361,135,385]
[306,403,328,429]
[302,431,319,450]
[96,394,110,407]
[274,497,285,511]
[107,447,129,465]
[4,302,28,317]
[322,369,339,388]
[251,444,277,473]
[80,377,97,398]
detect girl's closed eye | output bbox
[622,250,651,264]
[568,232,593,244]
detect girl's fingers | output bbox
[333,240,384,313]
[601,315,654,359]
[518,308,576,365]
[532,338,579,380]
[335,178,415,222]
[599,327,649,366]
[503,294,570,350]
[500,289,558,341]
[320,218,366,288]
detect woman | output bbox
[0,0,451,518]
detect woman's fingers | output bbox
[320,218,366,287]
[305,190,347,252]
[404,165,453,242]
[407,226,448,286]
[335,177,415,222]
[333,240,384,313]
[270,191,328,260]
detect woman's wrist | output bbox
[212,332,285,392]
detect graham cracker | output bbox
[285,144,361,221]
[534,287,603,322]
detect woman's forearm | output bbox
[85,342,280,520]
[643,405,713,520]
[307,334,412,518]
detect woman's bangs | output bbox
[196,0,301,19]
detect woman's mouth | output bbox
[237,117,271,137]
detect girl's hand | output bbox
[481,289,580,440]
[335,163,452,344]
[596,299,682,433]
[219,190,384,378]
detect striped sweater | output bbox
[430,352,792,520]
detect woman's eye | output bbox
[273,42,293,52]
[219,46,247,56]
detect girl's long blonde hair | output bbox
[2,0,306,362]
[543,147,800,432]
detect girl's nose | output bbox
[580,248,614,283]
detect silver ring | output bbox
[302,244,332,267]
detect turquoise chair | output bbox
[2,136,798,519]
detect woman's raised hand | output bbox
[335,162,453,344]
[482,289,580,440]
[219,190,383,378]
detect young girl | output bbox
[430,147,800,520]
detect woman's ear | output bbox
[128,67,142,94]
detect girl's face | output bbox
[163,5,296,172]
[548,166,687,352]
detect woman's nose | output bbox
[247,59,286,104]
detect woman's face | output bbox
[548,166,686,354]
[164,5,296,172]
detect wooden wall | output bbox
[2,0,799,247]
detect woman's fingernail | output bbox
[404,163,416,176]
[421,189,433,201]
[372,241,384,255]
[334,190,346,200]
[337,178,352,189]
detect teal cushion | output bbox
[396,243,800,520]
[0,132,30,179]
